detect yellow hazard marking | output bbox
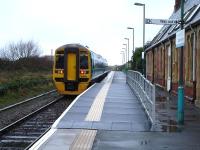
[85,72,114,121]
[67,53,76,80]
[69,130,97,150]
[70,72,114,149]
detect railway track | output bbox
[0,94,74,150]
[0,90,60,130]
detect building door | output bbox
[167,45,171,91]
[195,31,200,106]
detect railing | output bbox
[126,70,155,125]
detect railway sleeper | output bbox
[1,135,38,140]
[4,131,42,137]
[20,124,51,128]
[1,137,37,146]
[25,121,55,125]
[0,140,33,147]
[11,128,46,133]
[0,145,29,150]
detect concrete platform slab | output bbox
[30,71,151,149]
[92,131,200,150]
[30,71,200,150]
[53,71,149,131]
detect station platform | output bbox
[30,71,200,150]
[30,71,150,150]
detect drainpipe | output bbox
[189,24,196,102]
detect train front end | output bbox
[53,44,91,95]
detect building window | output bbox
[190,33,195,80]
[175,41,178,82]
[162,46,165,78]
[186,35,192,83]
[172,41,178,82]
[165,45,168,81]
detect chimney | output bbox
[174,0,181,12]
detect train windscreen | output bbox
[80,52,88,69]
[55,55,64,69]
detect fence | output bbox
[126,70,155,125]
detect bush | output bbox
[0,78,52,97]
[0,56,53,72]
[0,85,8,96]
[0,40,53,72]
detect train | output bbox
[53,43,109,95]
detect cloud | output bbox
[0,0,174,65]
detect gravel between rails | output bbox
[0,91,61,129]
[0,97,74,149]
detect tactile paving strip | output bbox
[69,130,97,150]
[85,72,114,121]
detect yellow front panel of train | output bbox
[67,53,76,80]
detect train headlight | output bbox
[60,70,64,74]
[80,69,86,74]
[56,70,64,74]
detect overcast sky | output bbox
[0,0,174,65]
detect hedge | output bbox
[0,78,52,96]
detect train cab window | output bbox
[80,52,88,69]
[55,55,64,69]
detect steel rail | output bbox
[24,127,51,150]
[0,95,62,136]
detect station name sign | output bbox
[176,29,185,48]
[145,18,179,25]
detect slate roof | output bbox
[146,0,200,51]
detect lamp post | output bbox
[124,38,129,69]
[120,51,125,65]
[127,27,134,53]
[134,2,145,75]
[177,0,185,125]
[122,47,126,63]
[123,44,128,69]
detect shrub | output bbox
[0,78,52,97]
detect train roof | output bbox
[56,43,88,50]
[55,43,107,63]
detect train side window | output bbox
[55,55,64,69]
[80,53,88,69]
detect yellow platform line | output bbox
[85,72,114,121]
[69,130,97,150]
[70,72,114,150]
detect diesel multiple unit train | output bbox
[53,44,109,95]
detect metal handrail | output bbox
[126,70,155,125]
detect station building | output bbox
[145,0,200,107]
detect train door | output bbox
[64,48,79,91]
[67,53,76,80]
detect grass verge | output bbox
[0,71,54,109]
[0,82,54,109]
